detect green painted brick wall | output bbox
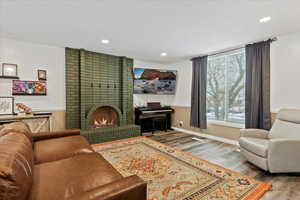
[65,48,81,129]
[65,48,134,129]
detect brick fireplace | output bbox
[88,105,121,129]
[65,48,140,143]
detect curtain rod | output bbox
[191,37,277,60]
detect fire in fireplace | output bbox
[90,106,119,128]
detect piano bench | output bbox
[152,117,167,133]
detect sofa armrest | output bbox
[70,175,147,200]
[240,129,269,139]
[268,138,300,173]
[33,129,80,141]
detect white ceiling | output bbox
[1,0,300,64]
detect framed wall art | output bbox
[0,97,14,115]
[2,63,18,77]
[12,80,47,95]
[38,70,47,80]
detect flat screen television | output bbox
[133,68,177,95]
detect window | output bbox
[206,48,246,124]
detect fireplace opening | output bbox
[90,106,119,129]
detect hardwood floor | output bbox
[147,131,300,200]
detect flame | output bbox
[99,118,108,125]
[94,118,115,127]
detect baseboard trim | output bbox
[172,127,239,146]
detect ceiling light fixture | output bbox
[160,52,167,57]
[259,16,271,23]
[101,39,110,44]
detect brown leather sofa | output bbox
[0,122,147,200]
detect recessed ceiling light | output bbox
[160,52,167,57]
[259,16,271,23]
[101,39,110,44]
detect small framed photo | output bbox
[0,97,14,115]
[38,70,47,80]
[2,63,18,77]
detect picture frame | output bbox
[2,63,18,77]
[38,70,47,80]
[133,68,177,95]
[0,97,14,115]
[12,80,47,96]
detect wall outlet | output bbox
[179,120,184,127]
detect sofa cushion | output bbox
[240,148,268,171]
[29,153,123,200]
[0,132,34,200]
[0,122,33,143]
[239,137,269,157]
[34,135,94,164]
[269,119,300,139]
[277,108,300,124]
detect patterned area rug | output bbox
[93,137,271,200]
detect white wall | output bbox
[167,31,300,112]
[133,60,192,107]
[270,31,300,112]
[2,31,299,112]
[0,38,65,111]
[168,60,192,107]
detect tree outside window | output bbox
[207,49,245,124]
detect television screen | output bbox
[134,68,177,95]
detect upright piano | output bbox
[135,103,174,133]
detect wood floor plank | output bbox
[147,130,300,200]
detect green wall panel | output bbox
[65,48,134,130]
[65,48,80,129]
